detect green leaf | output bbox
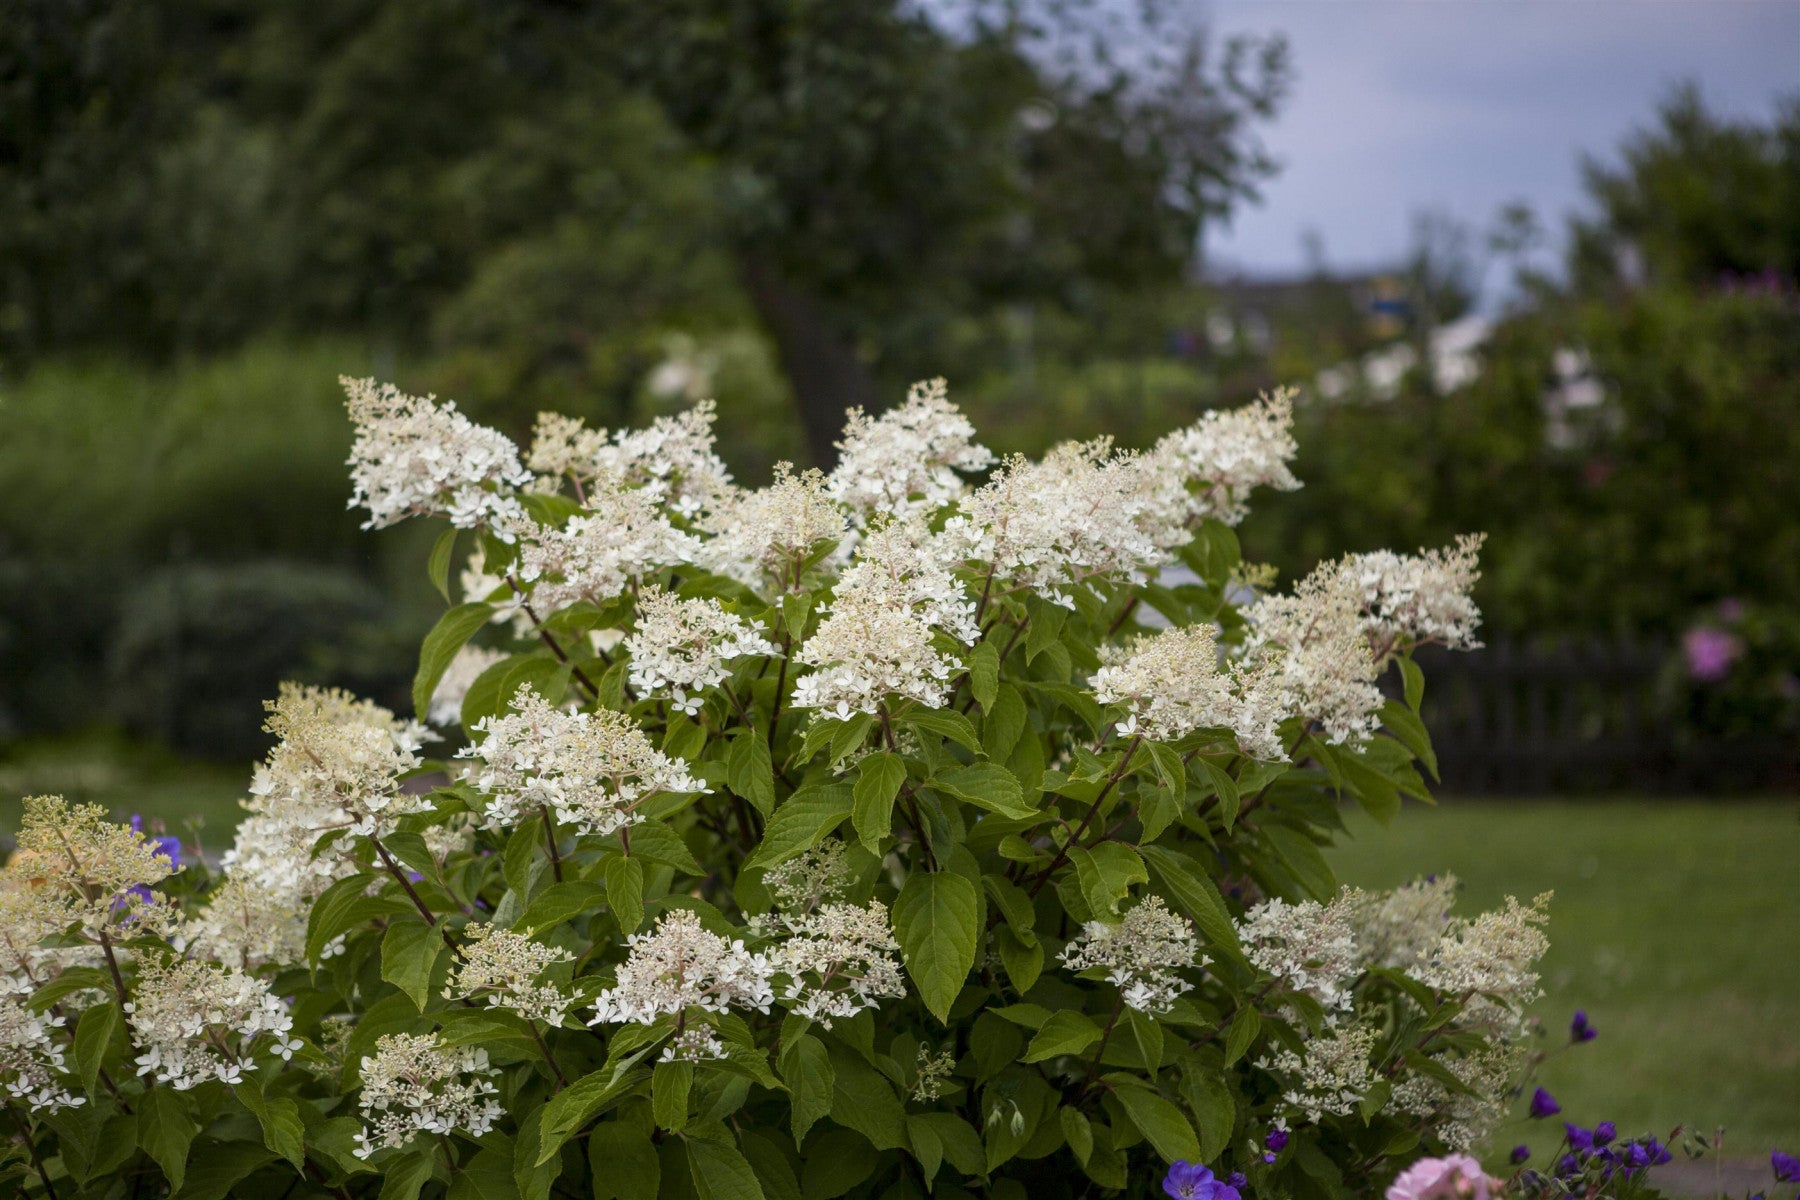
[728,732,777,817]
[912,1112,985,1176]
[931,762,1036,819]
[1197,759,1242,829]
[1110,1084,1201,1164]
[907,1115,944,1183]
[968,641,1000,713]
[778,1034,834,1146]
[1022,1010,1102,1062]
[590,1121,660,1200]
[515,880,605,932]
[1260,823,1338,900]
[306,872,410,965]
[653,1060,694,1132]
[137,1086,198,1191]
[1147,742,1186,795]
[995,926,1044,994]
[1340,753,1403,825]
[73,1000,121,1095]
[451,1144,525,1200]
[686,1137,766,1200]
[1141,844,1245,966]
[892,871,980,1024]
[739,1131,802,1200]
[1223,1006,1261,1067]
[1070,842,1147,916]
[170,1140,275,1200]
[536,1060,649,1164]
[981,874,1037,946]
[852,753,906,854]
[980,684,1028,762]
[1127,1007,1164,1071]
[606,856,646,935]
[1061,1109,1094,1167]
[414,601,496,719]
[235,1075,306,1170]
[1179,1065,1236,1160]
[1399,655,1425,711]
[381,919,448,1011]
[894,708,982,754]
[1379,699,1439,781]
[622,822,703,874]
[515,1106,563,1200]
[379,1150,436,1200]
[428,527,459,603]
[801,1128,876,1199]
[1024,599,1067,662]
[462,654,570,735]
[745,784,854,870]
[503,816,544,896]
[827,1048,907,1151]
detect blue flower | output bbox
[1530,1088,1562,1119]
[1570,1010,1597,1042]
[1594,1122,1617,1146]
[1773,1151,1800,1183]
[1566,1125,1594,1154]
[1510,1145,1531,1164]
[1162,1161,1241,1200]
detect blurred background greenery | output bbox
[1,0,1795,1153]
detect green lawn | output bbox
[1327,797,1800,1154]
[0,732,250,851]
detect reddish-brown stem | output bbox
[527,1020,569,1089]
[1105,595,1141,637]
[371,836,456,948]
[538,805,564,882]
[1026,736,1142,898]
[6,1097,58,1200]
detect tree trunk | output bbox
[739,253,877,469]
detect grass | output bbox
[1327,797,1800,1154]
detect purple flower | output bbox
[1774,1152,1800,1183]
[131,814,183,867]
[1556,1155,1581,1179]
[1163,1161,1240,1200]
[1510,1146,1531,1165]
[1529,1088,1562,1119]
[1566,1126,1594,1154]
[1684,627,1743,682]
[1227,1174,1247,1191]
[1265,1129,1289,1153]
[1570,1010,1597,1043]
[1594,1123,1616,1146]
[111,883,154,912]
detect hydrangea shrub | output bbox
[5,379,1572,1199]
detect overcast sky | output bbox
[1198,0,1799,278]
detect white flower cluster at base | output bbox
[1059,896,1202,1014]
[126,957,301,1090]
[589,910,775,1052]
[353,1034,503,1160]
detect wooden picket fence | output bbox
[1403,637,1796,794]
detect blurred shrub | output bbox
[108,561,412,760]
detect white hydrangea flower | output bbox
[762,842,854,915]
[827,378,994,524]
[445,924,575,1026]
[1349,875,1461,974]
[1324,534,1486,656]
[461,685,707,836]
[429,643,507,727]
[1414,893,1551,1033]
[511,482,700,612]
[1090,623,1289,758]
[790,584,958,718]
[765,900,906,1026]
[624,587,778,716]
[459,546,535,636]
[1242,570,1385,747]
[250,683,433,842]
[0,998,85,1112]
[342,376,530,534]
[936,438,1174,608]
[1260,1022,1379,1123]
[5,796,180,942]
[526,411,611,481]
[0,881,101,998]
[1059,896,1201,1014]
[352,1034,503,1159]
[126,957,300,1090]
[178,874,315,974]
[698,463,848,594]
[835,519,980,646]
[594,400,735,520]
[1391,1042,1525,1152]
[1238,891,1362,1012]
[589,910,775,1046]
[1148,388,1302,527]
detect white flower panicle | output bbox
[1392,1043,1525,1152]
[835,519,980,646]
[1261,1023,1379,1124]
[0,880,100,998]
[1059,897,1201,1014]
[1243,571,1385,747]
[0,998,84,1112]
[699,463,847,593]
[446,924,575,1026]
[511,482,699,611]
[594,401,735,519]
[1091,623,1288,758]
[526,411,611,481]
[251,683,432,841]
[762,842,855,915]
[589,910,774,1045]
[1149,388,1302,527]
[1414,892,1551,1030]
[429,643,508,727]
[353,1034,502,1159]
[766,900,906,1026]
[827,379,994,523]
[178,874,316,973]
[462,685,706,836]
[791,583,958,718]
[126,957,300,1089]
[6,795,178,937]
[1327,534,1486,655]
[1238,891,1363,1011]
[937,439,1172,608]
[624,587,778,716]
[342,377,529,533]
[1349,875,1461,973]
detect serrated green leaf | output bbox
[1022,1009,1102,1062]
[414,602,496,720]
[1197,758,1242,829]
[622,821,703,874]
[1141,845,1245,967]
[137,1086,198,1191]
[235,1075,306,1170]
[981,874,1037,946]
[995,926,1044,994]
[514,880,605,932]
[894,708,981,754]
[605,855,646,935]
[590,1121,660,1200]
[968,641,1000,713]
[306,872,409,965]
[379,1149,435,1200]
[73,1000,120,1095]
[1060,1109,1094,1167]
[744,784,854,870]
[171,1139,276,1200]
[930,762,1036,819]
[535,1057,650,1164]
[1223,1005,1261,1066]
[1126,1007,1164,1071]
[827,1048,908,1151]
[727,732,777,816]
[1379,699,1439,780]
[1146,742,1186,795]
[461,654,571,736]
[381,919,447,1011]
[852,752,906,854]
[1179,1065,1235,1160]
[1110,1084,1201,1164]
[778,1034,834,1146]
[892,872,980,1025]
[980,683,1028,763]
[1399,655,1425,711]
[687,1137,766,1200]
[653,1060,694,1132]
[428,527,459,604]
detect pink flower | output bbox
[1386,1154,1499,1200]
[1683,627,1743,683]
